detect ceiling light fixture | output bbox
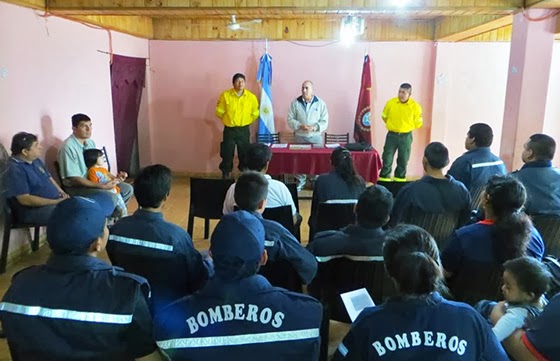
[340,15,365,44]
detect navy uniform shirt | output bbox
[0,254,157,361]
[154,275,323,361]
[333,292,508,361]
[442,221,546,275]
[310,171,366,229]
[108,209,210,312]
[5,157,60,199]
[308,225,385,261]
[512,161,560,215]
[252,212,317,284]
[447,147,507,193]
[391,175,471,225]
[523,294,560,360]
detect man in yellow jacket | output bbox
[379,83,423,182]
[216,73,260,178]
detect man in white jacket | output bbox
[287,80,329,190]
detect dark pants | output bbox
[14,204,56,224]
[380,131,413,179]
[219,125,250,174]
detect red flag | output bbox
[353,55,372,144]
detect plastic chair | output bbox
[376,180,412,198]
[107,240,204,313]
[448,262,503,306]
[308,257,396,323]
[324,132,349,144]
[0,198,43,274]
[187,177,234,239]
[531,214,560,258]
[258,259,302,293]
[400,207,460,249]
[312,202,356,241]
[262,205,299,241]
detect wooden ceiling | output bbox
[4,0,560,41]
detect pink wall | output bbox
[0,2,148,254]
[543,43,560,167]
[431,42,511,170]
[147,40,435,178]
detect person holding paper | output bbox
[333,224,508,361]
[287,80,329,191]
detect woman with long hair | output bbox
[309,147,365,238]
[442,175,545,277]
[333,224,508,360]
[442,175,545,305]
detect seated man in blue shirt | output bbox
[0,194,166,361]
[308,185,393,260]
[108,164,210,314]
[448,123,506,198]
[502,294,560,361]
[5,132,69,224]
[235,171,317,285]
[154,211,323,361]
[391,142,471,225]
[512,134,560,215]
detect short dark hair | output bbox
[468,123,494,147]
[133,164,172,208]
[424,142,449,169]
[83,148,104,168]
[503,257,551,300]
[399,83,412,91]
[232,73,246,83]
[527,134,556,161]
[234,171,269,212]
[356,185,393,228]
[71,113,91,127]
[245,143,272,172]
[10,132,38,155]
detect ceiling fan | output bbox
[226,15,262,31]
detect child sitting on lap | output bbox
[475,256,551,342]
[83,149,128,219]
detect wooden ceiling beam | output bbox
[67,15,154,38]
[2,0,45,10]
[46,0,521,16]
[524,0,560,8]
[152,18,435,41]
[435,14,513,41]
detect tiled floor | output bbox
[0,177,349,360]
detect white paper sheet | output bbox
[289,144,312,150]
[340,288,375,322]
[325,143,341,149]
[271,143,288,148]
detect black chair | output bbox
[102,146,111,172]
[316,202,356,233]
[187,177,234,239]
[259,259,302,293]
[262,205,299,241]
[257,133,280,144]
[324,132,349,144]
[308,257,396,323]
[448,262,503,306]
[376,180,412,198]
[1,198,44,274]
[400,207,460,249]
[285,182,300,213]
[107,241,203,313]
[531,214,560,258]
[53,160,67,192]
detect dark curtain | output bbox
[110,54,146,174]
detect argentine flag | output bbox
[257,53,275,140]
